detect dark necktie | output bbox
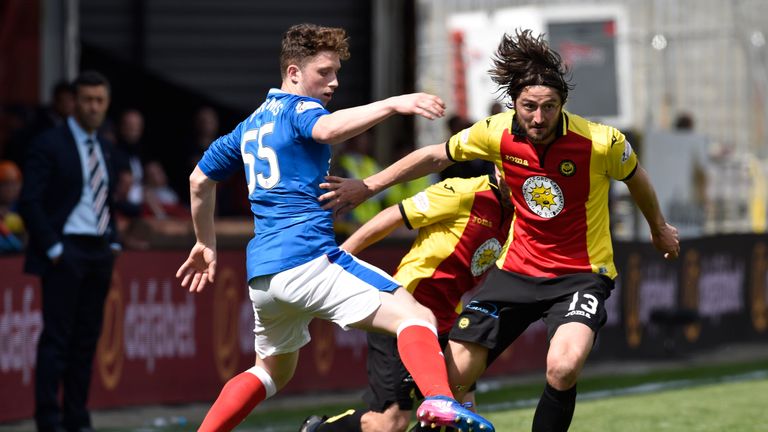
[86,138,110,235]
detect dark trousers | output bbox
[34,236,115,432]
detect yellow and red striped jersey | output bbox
[447,110,637,279]
[395,175,513,334]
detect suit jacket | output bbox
[19,123,119,275]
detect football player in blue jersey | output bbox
[175,23,495,432]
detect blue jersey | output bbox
[198,89,337,280]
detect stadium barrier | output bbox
[1,234,767,422]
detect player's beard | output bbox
[526,125,556,146]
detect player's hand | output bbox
[389,93,446,120]
[651,223,680,260]
[319,176,373,217]
[176,242,217,293]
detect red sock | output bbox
[396,321,453,398]
[198,369,271,432]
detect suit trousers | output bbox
[34,235,115,432]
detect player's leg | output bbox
[352,289,492,431]
[306,331,414,432]
[444,340,489,402]
[323,250,492,431]
[199,351,297,432]
[446,268,541,399]
[301,405,409,432]
[200,261,323,432]
[352,288,451,397]
[532,274,613,432]
[530,323,592,432]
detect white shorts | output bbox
[249,248,401,358]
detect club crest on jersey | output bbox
[295,100,323,114]
[470,238,502,276]
[621,140,634,163]
[559,160,576,177]
[522,176,564,218]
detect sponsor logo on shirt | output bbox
[460,128,471,144]
[504,154,529,166]
[472,216,493,228]
[522,176,564,218]
[621,140,633,163]
[412,191,430,212]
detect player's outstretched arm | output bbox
[320,143,452,215]
[341,204,405,254]
[624,164,680,259]
[176,166,218,292]
[312,93,445,145]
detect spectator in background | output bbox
[2,82,75,168]
[0,160,25,253]
[33,81,76,132]
[114,108,148,207]
[178,105,234,209]
[185,106,221,177]
[438,114,494,181]
[112,169,150,250]
[336,131,383,228]
[142,160,188,219]
[19,70,120,432]
[674,111,695,131]
[675,112,707,204]
[489,101,503,115]
[382,143,439,210]
[1,103,37,167]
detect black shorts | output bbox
[449,267,614,365]
[362,332,476,412]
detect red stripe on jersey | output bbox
[408,188,511,334]
[499,129,594,277]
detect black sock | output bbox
[316,409,365,432]
[532,383,577,432]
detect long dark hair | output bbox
[489,29,572,107]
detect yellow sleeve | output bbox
[446,115,504,163]
[605,128,638,180]
[400,178,464,229]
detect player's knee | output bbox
[545,356,580,389]
[393,301,437,328]
[410,302,437,327]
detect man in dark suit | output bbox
[20,71,120,432]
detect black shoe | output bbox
[299,415,326,432]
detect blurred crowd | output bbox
[0,80,228,253]
[6,79,755,255]
[0,79,505,254]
